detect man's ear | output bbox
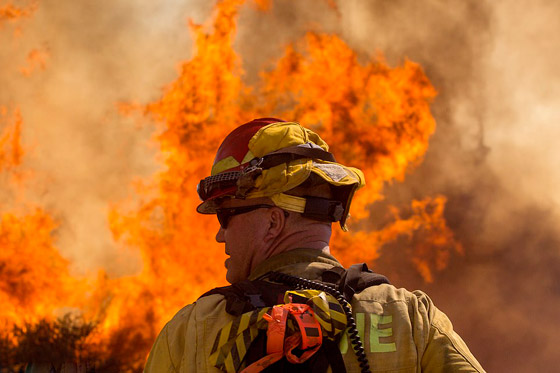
[263,207,287,242]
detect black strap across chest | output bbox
[200,263,389,315]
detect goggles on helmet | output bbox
[197,144,336,202]
[197,170,241,202]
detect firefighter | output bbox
[144,118,485,372]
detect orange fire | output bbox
[1,0,462,369]
[19,47,49,76]
[0,107,84,355]
[0,107,23,171]
[0,2,37,22]
[0,1,37,39]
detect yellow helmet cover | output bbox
[197,118,365,230]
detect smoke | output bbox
[484,1,560,208]
[232,0,560,370]
[2,0,559,371]
[0,0,214,275]
[319,1,559,371]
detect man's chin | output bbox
[225,269,249,284]
[226,276,236,284]
[225,269,235,284]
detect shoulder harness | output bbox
[200,263,389,373]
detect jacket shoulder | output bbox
[353,282,422,304]
[145,293,232,372]
[168,292,228,329]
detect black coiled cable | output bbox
[267,272,372,373]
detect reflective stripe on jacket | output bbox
[144,248,485,373]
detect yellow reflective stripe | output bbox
[331,312,347,324]
[310,296,332,333]
[313,309,333,333]
[370,314,396,353]
[218,321,232,350]
[210,308,271,371]
[224,354,235,373]
[239,312,251,333]
[208,351,218,366]
[337,313,399,355]
[241,150,255,164]
[338,329,349,354]
[211,155,240,175]
[284,289,347,338]
[257,307,270,324]
[250,325,259,340]
[235,335,247,364]
[313,297,329,313]
[356,312,365,343]
[270,193,306,213]
[378,327,393,338]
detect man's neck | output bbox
[263,222,332,259]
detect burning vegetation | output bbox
[1,0,465,371]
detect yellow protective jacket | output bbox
[144,249,485,372]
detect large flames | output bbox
[1,0,461,370]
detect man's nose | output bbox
[215,226,225,243]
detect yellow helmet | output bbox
[197,118,365,231]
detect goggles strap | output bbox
[302,196,344,222]
[270,194,343,222]
[270,193,306,213]
[199,144,335,201]
[259,144,335,170]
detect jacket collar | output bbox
[248,248,343,281]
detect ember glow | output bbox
[3,0,558,371]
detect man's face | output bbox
[214,198,273,284]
